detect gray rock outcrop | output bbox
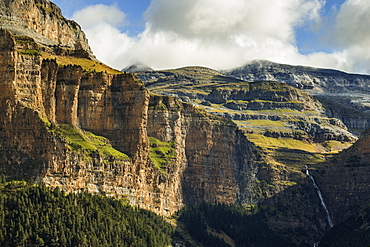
[224,60,370,130]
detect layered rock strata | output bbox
[138,67,357,149]
[0,28,281,216]
[223,60,370,94]
[0,0,93,58]
[224,60,370,130]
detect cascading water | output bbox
[305,166,334,228]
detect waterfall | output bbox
[305,166,334,228]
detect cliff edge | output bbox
[0,0,93,58]
[0,26,279,216]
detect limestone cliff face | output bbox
[182,108,261,205]
[147,96,272,206]
[0,28,155,213]
[206,81,322,111]
[0,0,281,214]
[147,95,287,211]
[0,28,280,216]
[0,0,93,58]
[139,67,356,149]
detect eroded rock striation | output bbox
[224,60,370,130]
[0,25,286,216]
[0,0,93,58]
[1,1,364,244]
[138,67,357,152]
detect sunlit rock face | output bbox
[0,25,276,217]
[136,66,357,151]
[3,1,370,245]
[0,0,93,58]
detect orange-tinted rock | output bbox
[0,0,93,57]
[0,7,285,217]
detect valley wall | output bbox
[2,1,370,244]
[315,128,370,222]
[0,28,285,216]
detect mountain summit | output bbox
[122,63,154,73]
[224,60,370,131]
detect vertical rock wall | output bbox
[0,29,277,216]
[55,65,82,126]
[147,96,273,208]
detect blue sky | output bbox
[52,0,151,35]
[51,0,370,74]
[296,0,344,54]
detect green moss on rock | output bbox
[47,123,129,160]
[148,137,176,173]
[17,49,40,56]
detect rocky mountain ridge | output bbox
[224,60,370,130]
[223,60,370,93]
[136,67,356,157]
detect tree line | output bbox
[0,177,173,246]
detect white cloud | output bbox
[71,1,370,74]
[82,23,136,68]
[73,4,127,28]
[334,0,370,48]
[145,0,323,43]
[134,0,327,70]
[72,5,136,69]
[330,0,370,73]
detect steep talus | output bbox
[224,60,370,131]
[0,0,93,58]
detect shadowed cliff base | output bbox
[175,178,329,247]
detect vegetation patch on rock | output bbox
[148,137,176,173]
[41,52,123,74]
[47,123,129,160]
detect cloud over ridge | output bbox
[72,0,370,74]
